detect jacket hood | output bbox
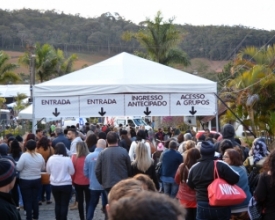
[0,144,9,155]
[221,124,235,139]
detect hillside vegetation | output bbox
[1,9,275,61]
[6,50,228,76]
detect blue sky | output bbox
[1,0,274,30]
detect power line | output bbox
[216,34,275,86]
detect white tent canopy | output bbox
[0,85,30,97]
[18,104,61,121]
[18,104,32,119]
[33,52,216,97]
[7,98,29,108]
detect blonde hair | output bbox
[76,141,89,158]
[132,142,153,172]
[185,140,196,151]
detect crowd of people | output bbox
[0,122,274,220]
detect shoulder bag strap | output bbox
[213,160,220,179]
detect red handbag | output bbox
[208,160,246,206]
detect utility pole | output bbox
[27,44,36,133]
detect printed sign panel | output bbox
[170,93,216,116]
[125,94,170,116]
[34,97,79,118]
[79,94,124,117]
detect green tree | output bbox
[122,11,190,66]
[220,45,275,137]
[0,51,20,84]
[19,43,58,82]
[55,49,78,77]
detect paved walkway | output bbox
[19,198,105,220]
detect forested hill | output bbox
[1,9,275,60]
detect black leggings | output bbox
[74,184,90,220]
[185,208,196,220]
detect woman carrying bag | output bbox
[187,141,240,220]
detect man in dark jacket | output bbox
[95,131,131,193]
[52,127,71,150]
[187,141,239,220]
[0,158,21,220]
[160,140,183,198]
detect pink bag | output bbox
[208,160,246,206]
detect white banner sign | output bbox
[34,97,79,118]
[34,93,217,118]
[79,95,124,117]
[170,93,216,116]
[125,94,170,116]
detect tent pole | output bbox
[32,97,36,134]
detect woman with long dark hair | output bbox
[17,140,45,220]
[254,150,275,220]
[46,142,75,220]
[23,133,36,151]
[175,148,201,220]
[36,137,54,205]
[85,134,97,152]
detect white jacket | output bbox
[46,155,75,186]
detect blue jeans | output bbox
[163,182,179,198]
[102,191,108,206]
[38,184,51,201]
[18,185,23,206]
[196,201,231,220]
[19,178,41,220]
[87,190,106,220]
[51,185,72,220]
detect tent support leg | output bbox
[32,97,36,133]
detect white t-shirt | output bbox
[16,152,45,180]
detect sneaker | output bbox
[69,202,78,210]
